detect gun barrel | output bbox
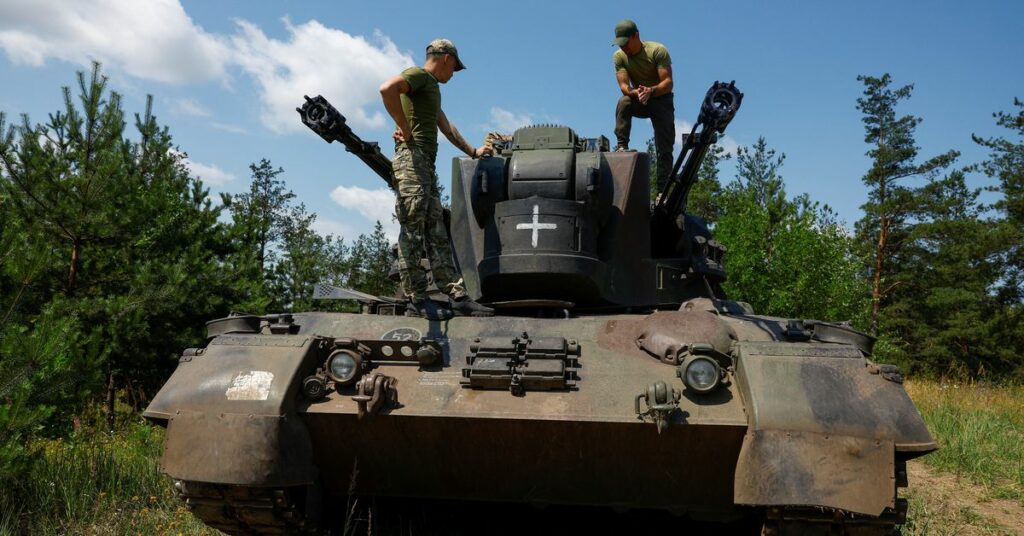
[651,81,742,257]
[297,95,395,189]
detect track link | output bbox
[760,499,906,536]
[176,480,315,535]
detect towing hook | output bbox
[635,381,681,434]
[352,373,398,420]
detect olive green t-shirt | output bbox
[399,66,441,160]
[612,41,672,89]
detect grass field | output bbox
[2,381,1021,535]
[0,421,214,535]
[901,381,1024,536]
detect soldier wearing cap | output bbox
[379,39,494,319]
[611,19,675,194]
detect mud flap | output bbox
[734,429,895,516]
[162,410,316,486]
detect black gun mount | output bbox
[652,81,743,257]
[297,95,395,189]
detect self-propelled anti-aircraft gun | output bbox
[144,82,935,535]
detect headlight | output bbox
[682,355,721,393]
[326,350,362,386]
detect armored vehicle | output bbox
[145,82,935,534]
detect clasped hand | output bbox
[636,85,654,105]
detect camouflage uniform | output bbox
[392,141,467,301]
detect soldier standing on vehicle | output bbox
[379,38,494,319]
[612,19,676,194]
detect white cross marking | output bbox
[516,205,558,248]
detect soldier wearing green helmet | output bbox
[612,19,676,195]
[379,38,494,319]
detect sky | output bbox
[0,0,1021,242]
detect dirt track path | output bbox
[907,460,1024,535]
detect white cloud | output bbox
[183,158,236,186]
[0,0,230,84]
[229,20,414,133]
[210,122,247,134]
[329,185,398,241]
[168,97,210,118]
[311,217,357,241]
[487,107,534,133]
[0,2,414,134]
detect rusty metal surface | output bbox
[145,334,325,486]
[298,313,747,426]
[734,342,936,452]
[147,306,936,527]
[633,310,736,364]
[163,412,314,485]
[304,412,747,514]
[734,430,895,516]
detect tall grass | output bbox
[906,381,1024,502]
[0,419,213,535]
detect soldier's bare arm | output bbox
[616,71,641,99]
[438,110,491,158]
[651,65,674,98]
[379,75,413,142]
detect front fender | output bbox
[732,342,936,515]
[145,334,325,486]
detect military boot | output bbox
[450,296,494,317]
[405,299,451,321]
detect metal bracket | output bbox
[635,381,681,434]
[351,373,398,419]
[334,336,441,366]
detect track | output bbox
[176,481,315,535]
[760,501,906,536]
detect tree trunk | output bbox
[871,215,888,335]
[105,365,116,431]
[68,237,80,295]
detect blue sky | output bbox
[1,0,1021,242]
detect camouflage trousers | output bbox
[392,142,467,301]
[615,93,675,194]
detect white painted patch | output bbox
[225,371,274,400]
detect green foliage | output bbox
[343,221,397,298]
[972,99,1024,369]
[853,74,959,334]
[689,145,730,224]
[714,137,867,322]
[882,170,1019,376]
[853,75,1020,377]
[0,62,235,439]
[908,381,1024,502]
[0,419,214,535]
[269,203,348,311]
[226,159,397,313]
[0,303,83,483]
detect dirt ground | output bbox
[905,460,1024,536]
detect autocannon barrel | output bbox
[297,95,395,189]
[651,81,743,257]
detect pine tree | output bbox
[269,203,349,311]
[971,99,1024,377]
[345,222,397,298]
[854,74,958,334]
[0,63,232,428]
[973,98,1024,304]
